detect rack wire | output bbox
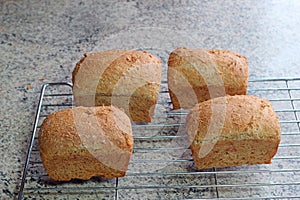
[18,78,300,199]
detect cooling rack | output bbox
[18,78,300,199]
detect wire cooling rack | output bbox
[18,78,300,199]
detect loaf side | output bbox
[38,106,133,181]
[168,47,248,109]
[72,50,162,122]
[186,95,280,170]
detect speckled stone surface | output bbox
[1,0,300,199]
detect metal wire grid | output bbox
[18,78,300,199]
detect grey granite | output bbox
[1,0,300,199]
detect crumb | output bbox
[26,84,32,90]
[39,77,45,81]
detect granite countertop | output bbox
[1,0,300,199]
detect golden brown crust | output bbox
[38,106,133,181]
[168,47,248,109]
[72,50,162,122]
[186,95,281,170]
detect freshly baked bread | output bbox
[38,106,133,181]
[168,47,248,109]
[72,50,162,122]
[186,95,280,170]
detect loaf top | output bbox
[186,95,281,143]
[39,106,133,159]
[168,47,248,88]
[72,50,162,96]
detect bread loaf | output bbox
[72,50,162,122]
[186,95,280,170]
[168,47,248,109]
[38,106,133,181]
